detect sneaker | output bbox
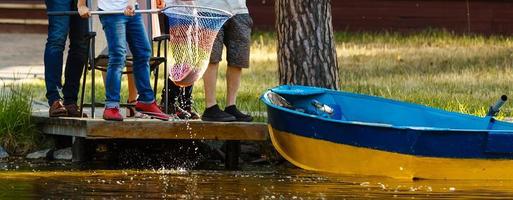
[103,107,123,121]
[135,101,170,121]
[225,105,253,122]
[201,104,236,122]
[65,104,88,118]
[49,100,67,117]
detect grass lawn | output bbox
[336,30,513,119]
[24,30,513,121]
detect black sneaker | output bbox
[225,105,253,122]
[201,105,236,122]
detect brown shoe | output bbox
[64,104,88,118]
[49,100,67,117]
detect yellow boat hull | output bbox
[269,126,513,180]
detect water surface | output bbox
[1,160,513,199]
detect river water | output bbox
[1,160,513,199]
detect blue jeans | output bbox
[44,0,88,106]
[99,12,154,108]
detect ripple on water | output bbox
[0,167,513,198]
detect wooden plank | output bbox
[33,116,269,141]
[33,116,88,138]
[86,119,268,141]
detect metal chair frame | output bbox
[78,9,170,118]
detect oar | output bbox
[487,95,508,117]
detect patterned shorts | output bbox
[210,14,253,68]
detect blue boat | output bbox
[261,85,513,180]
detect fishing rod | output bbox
[47,9,160,16]
[46,5,232,16]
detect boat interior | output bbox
[264,85,513,131]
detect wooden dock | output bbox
[32,116,269,169]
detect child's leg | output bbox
[201,22,237,122]
[226,66,242,106]
[224,14,252,107]
[222,14,253,122]
[203,63,219,108]
[124,13,168,121]
[126,70,138,117]
[125,13,154,104]
[203,26,225,109]
[101,71,106,86]
[127,70,138,102]
[99,14,128,108]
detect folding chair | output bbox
[75,0,172,118]
[79,31,170,118]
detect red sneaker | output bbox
[135,101,170,121]
[103,107,124,121]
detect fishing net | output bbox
[163,5,232,87]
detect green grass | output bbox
[0,84,40,155]
[336,30,513,118]
[24,30,513,121]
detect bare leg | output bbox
[203,63,219,108]
[126,67,138,102]
[201,62,237,122]
[226,66,242,107]
[126,67,138,117]
[101,71,107,85]
[223,65,252,122]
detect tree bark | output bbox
[276,0,340,90]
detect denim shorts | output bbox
[210,14,253,68]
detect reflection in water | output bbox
[2,165,513,199]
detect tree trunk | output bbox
[276,0,340,90]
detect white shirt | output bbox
[166,0,248,15]
[99,0,136,11]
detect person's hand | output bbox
[124,5,135,16]
[78,5,91,18]
[156,0,165,9]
